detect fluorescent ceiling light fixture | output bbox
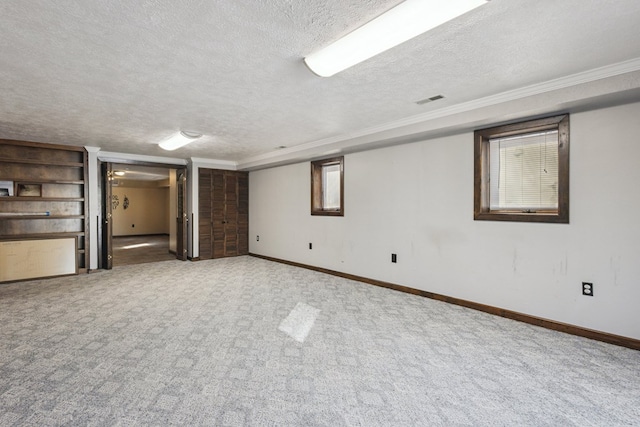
[158,131,203,151]
[304,0,489,77]
[114,171,126,176]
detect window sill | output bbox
[311,210,343,217]
[474,211,568,223]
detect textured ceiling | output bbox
[1,0,640,169]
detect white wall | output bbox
[249,102,640,340]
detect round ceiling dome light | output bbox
[159,130,203,151]
[180,130,203,139]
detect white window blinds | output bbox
[489,130,559,211]
[322,163,341,210]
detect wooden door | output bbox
[198,169,248,259]
[212,170,225,258]
[176,169,188,261]
[223,172,239,256]
[198,169,213,259]
[101,162,113,269]
[237,173,249,254]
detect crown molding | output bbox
[97,150,188,166]
[387,57,640,130]
[189,157,238,170]
[238,57,640,170]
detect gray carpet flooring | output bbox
[0,256,638,426]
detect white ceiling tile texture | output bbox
[1,0,640,163]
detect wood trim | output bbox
[0,215,85,220]
[102,162,113,270]
[2,197,85,202]
[310,160,322,214]
[191,213,195,259]
[0,272,79,285]
[1,139,88,272]
[310,156,344,216]
[0,157,84,167]
[474,114,569,224]
[82,147,89,271]
[249,253,640,351]
[0,232,85,240]
[475,115,567,139]
[13,179,85,185]
[177,167,188,261]
[556,115,570,222]
[0,138,86,152]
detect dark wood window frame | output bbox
[311,156,344,216]
[474,114,569,223]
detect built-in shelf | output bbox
[0,157,84,167]
[13,179,85,185]
[0,232,85,240]
[0,215,85,220]
[0,197,85,202]
[1,139,89,277]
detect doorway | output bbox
[100,162,188,268]
[112,235,176,266]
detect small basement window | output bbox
[474,115,569,223]
[311,157,344,216]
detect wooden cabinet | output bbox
[199,169,248,259]
[0,139,88,275]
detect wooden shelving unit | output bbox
[0,157,84,167]
[0,139,89,276]
[0,215,85,219]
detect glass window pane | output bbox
[322,164,341,209]
[489,130,558,211]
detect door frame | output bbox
[99,160,189,269]
[176,169,188,261]
[101,162,113,269]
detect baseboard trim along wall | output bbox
[249,253,640,351]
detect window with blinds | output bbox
[474,114,569,223]
[489,130,559,211]
[322,163,342,210]
[311,157,344,216]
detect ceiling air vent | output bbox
[416,95,444,105]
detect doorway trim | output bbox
[98,160,188,269]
